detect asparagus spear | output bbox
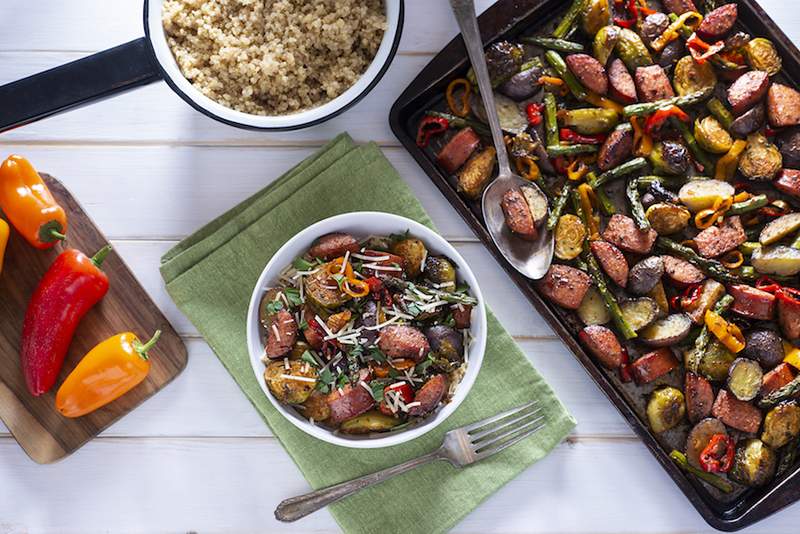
[759,376,800,409]
[707,98,734,130]
[590,157,648,188]
[521,36,584,52]
[672,117,716,173]
[553,0,587,39]
[544,92,560,147]
[546,183,573,231]
[636,175,692,189]
[592,178,617,216]
[626,177,650,230]
[544,50,588,101]
[546,144,599,157]
[656,238,743,283]
[686,295,734,374]
[623,90,711,118]
[727,194,769,216]
[670,451,734,493]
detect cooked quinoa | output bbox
[162,0,386,116]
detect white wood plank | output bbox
[0,435,798,534]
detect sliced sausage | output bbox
[776,169,800,198]
[663,0,697,14]
[303,307,325,350]
[360,249,406,278]
[698,3,738,39]
[608,59,638,104]
[767,83,800,128]
[777,129,800,169]
[685,372,714,424]
[436,128,481,174]
[761,363,796,397]
[602,214,658,255]
[729,284,777,321]
[327,384,376,425]
[501,188,538,241]
[308,233,359,260]
[408,374,448,416]
[711,389,762,434]
[378,325,431,362]
[663,255,706,286]
[635,65,675,103]
[265,310,298,359]
[778,292,800,340]
[579,325,625,369]
[452,303,472,330]
[631,348,680,384]
[590,240,629,288]
[693,215,746,258]
[566,54,609,95]
[537,264,592,310]
[597,127,634,171]
[727,71,770,115]
[730,104,766,138]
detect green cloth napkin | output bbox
[160,133,575,534]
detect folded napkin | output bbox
[160,133,575,534]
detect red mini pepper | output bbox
[560,128,607,145]
[416,116,449,148]
[756,276,782,294]
[777,287,800,306]
[687,33,725,64]
[645,106,690,135]
[699,434,735,473]
[526,103,544,126]
[613,0,638,28]
[20,245,112,396]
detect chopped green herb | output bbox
[369,347,387,363]
[369,381,386,401]
[415,353,436,374]
[292,257,316,271]
[389,230,411,244]
[264,300,283,315]
[283,287,303,307]
[336,373,349,389]
[301,351,319,367]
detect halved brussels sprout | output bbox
[674,55,717,97]
[649,141,689,175]
[699,340,736,382]
[646,202,691,235]
[746,38,782,76]
[730,439,777,487]
[647,387,686,433]
[762,403,800,449]
[554,214,587,260]
[695,116,734,154]
[424,256,457,286]
[739,133,783,181]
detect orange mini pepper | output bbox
[0,219,8,276]
[0,155,67,249]
[56,330,160,417]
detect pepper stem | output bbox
[91,244,113,268]
[133,330,162,361]
[49,229,66,241]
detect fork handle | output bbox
[274,449,444,522]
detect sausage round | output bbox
[265,309,298,359]
[685,373,714,424]
[727,70,770,115]
[778,293,800,340]
[378,325,431,362]
[729,284,777,321]
[693,216,746,258]
[537,264,592,310]
[635,65,675,103]
[579,325,624,369]
[565,54,609,95]
[437,127,481,174]
[767,83,800,128]
[777,129,800,169]
[662,255,706,286]
[776,169,800,199]
[597,127,634,171]
[309,233,359,260]
[663,0,697,14]
[608,59,638,104]
[327,384,376,425]
[501,188,537,241]
[698,3,738,39]
[711,389,762,434]
[602,214,658,255]
[631,348,680,384]
[408,374,448,416]
[590,240,629,288]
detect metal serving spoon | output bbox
[449,0,554,280]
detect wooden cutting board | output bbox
[0,175,188,464]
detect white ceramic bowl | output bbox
[246,212,487,448]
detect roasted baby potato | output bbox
[699,340,736,382]
[424,256,457,286]
[523,185,549,227]
[645,203,691,235]
[751,245,800,276]
[743,329,785,369]
[761,403,800,448]
[340,411,400,434]
[458,146,497,199]
[577,286,612,326]
[649,141,689,175]
[628,256,665,296]
[392,238,428,278]
[695,116,734,154]
[760,213,800,246]
[730,439,777,487]
[554,214,587,261]
[301,390,331,422]
[648,281,670,318]
[678,179,736,213]
[727,358,764,402]
[647,387,686,433]
[739,133,783,181]
[746,38,782,76]
[425,325,464,362]
[674,55,717,97]
[640,314,693,347]
[685,417,727,468]
[621,297,660,331]
[264,360,318,405]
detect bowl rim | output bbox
[143,0,404,131]
[245,212,487,448]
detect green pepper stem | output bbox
[91,244,113,268]
[134,330,162,361]
[49,229,66,241]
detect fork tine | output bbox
[463,400,538,433]
[469,406,543,443]
[475,421,548,459]
[473,414,546,454]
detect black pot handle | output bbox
[0,38,162,133]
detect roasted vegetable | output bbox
[522,185,550,226]
[647,387,686,433]
[554,214,587,260]
[640,314,693,347]
[649,141,690,175]
[760,213,800,246]
[558,108,619,134]
[593,25,621,65]
[478,41,526,88]
[695,116,733,154]
[678,179,736,213]
[699,339,736,382]
[305,267,351,310]
[301,390,331,422]
[743,329,785,369]
[751,245,800,277]
[584,248,638,339]
[522,36,584,53]
[616,27,653,70]
[472,92,529,133]
[424,256,457,285]
[264,360,317,405]
[707,98,734,129]
[627,177,650,230]
[627,256,664,296]
[671,450,734,493]
[340,411,399,434]
[623,90,711,118]
[646,203,691,235]
[745,38,782,76]
[762,403,800,449]
[577,286,611,325]
[730,439,777,487]
[457,146,497,199]
[392,238,428,279]
[686,418,728,469]
[673,55,717,97]
[620,297,660,331]
[554,0,589,39]
[581,0,611,36]
[425,325,464,361]
[727,358,763,401]
[739,133,783,181]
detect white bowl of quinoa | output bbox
[146,0,403,130]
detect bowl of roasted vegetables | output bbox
[413,0,800,496]
[246,212,486,447]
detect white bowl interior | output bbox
[146,0,401,128]
[246,212,487,448]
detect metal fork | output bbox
[274,402,546,522]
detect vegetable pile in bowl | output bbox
[247,213,486,447]
[415,0,800,494]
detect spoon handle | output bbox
[449,0,512,178]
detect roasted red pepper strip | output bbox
[526,103,544,126]
[560,128,607,145]
[613,0,638,28]
[553,156,570,175]
[645,106,690,135]
[756,276,782,294]
[699,434,735,473]
[21,245,112,396]
[619,347,633,383]
[416,116,449,148]
[777,287,800,306]
[678,283,703,310]
[687,33,725,64]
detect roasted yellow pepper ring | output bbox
[784,341,800,370]
[566,159,589,181]
[446,78,472,117]
[585,92,625,114]
[720,250,744,269]
[577,183,600,239]
[733,191,751,203]
[715,140,748,181]
[326,257,354,279]
[695,208,720,229]
[651,11,703,52]
[343,278,370,298]
[0,219,8,276]
[705,310,746,354]
[631,117,654,157]
[515,156,541,181]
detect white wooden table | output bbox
[1,1,799,532]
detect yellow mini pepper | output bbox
[705,310,746,354]
[55,330,160,418]
[784,342,800,371]
[0,219,8,276]
[715,140,748,182]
